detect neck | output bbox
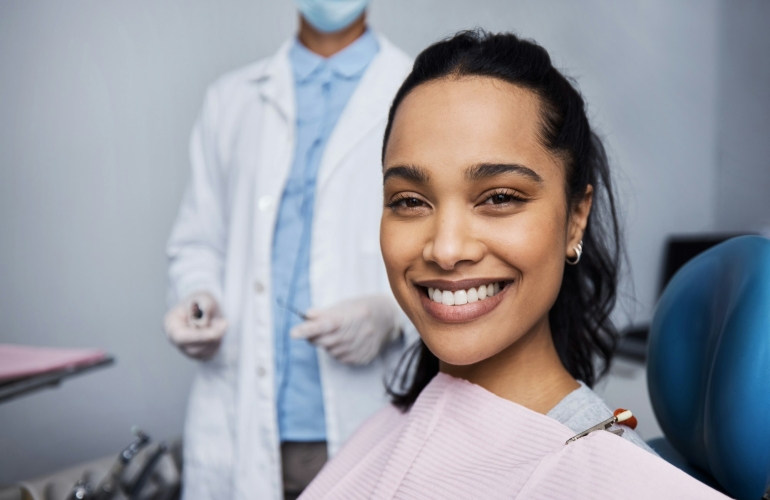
[440,317,579,414]
[298,14,367,58]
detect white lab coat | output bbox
[166,34,414,500]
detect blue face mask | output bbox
[294,0,371,33]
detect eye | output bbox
[489,193,513,204]
[386,194,430,213]
[480,189,529,206]
[399,197,425,208]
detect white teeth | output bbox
[427,282,506,306]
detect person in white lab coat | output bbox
[162,1,414,499]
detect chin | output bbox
[420,326,502,367]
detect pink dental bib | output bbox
[300,373,728,499]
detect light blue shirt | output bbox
[271,31,380,442]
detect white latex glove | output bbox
[163,291,227,360]
[290,295,402,365]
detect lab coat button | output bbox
[254,281,265,293]
[256,366,266,377]
[258,196,274,212]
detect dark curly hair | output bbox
[384,30,622,411]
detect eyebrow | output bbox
[465,163,543,183]
[383,165,431,185]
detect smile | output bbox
[428,281,502,305]
[414,279,513,323]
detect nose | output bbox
[423,207,485,270]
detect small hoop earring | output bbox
[566,240,583,266]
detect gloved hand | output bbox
[290,295,402,365]
[163,291,227,360]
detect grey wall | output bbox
[0,0,763,482]
[715,1,770,232]
[0,0,295,482]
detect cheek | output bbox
[490,198,565,260]
[380,216,407,274]
[380,216,422,305]
[488,201,567,317]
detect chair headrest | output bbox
[648,236,770,500]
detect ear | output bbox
[566,185,593,259]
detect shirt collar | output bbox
[290,29,379,83]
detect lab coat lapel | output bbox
[255,40,295,124]
[317,35,401,190]
[250,39,296,220]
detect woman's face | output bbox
[381,76,591,367]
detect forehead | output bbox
[384,76,561,177]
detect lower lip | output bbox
[418,283,511,323]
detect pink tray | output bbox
[0,344,107,383]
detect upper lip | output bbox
[412,278,513,292]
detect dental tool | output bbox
[565,409,636,445]
[190,302,207,328]
[277,298,309,321]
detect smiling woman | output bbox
[381,33,618,413]
[299,30,728,499]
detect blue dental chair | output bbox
[647,236,770,500]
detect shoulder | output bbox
[310,404,405,493]
[548,382,657,455]
[202,39,292,108]
[346,403,405,448]
[194,42,290,131]
[209,59,269,94]
[203,57,271,107]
